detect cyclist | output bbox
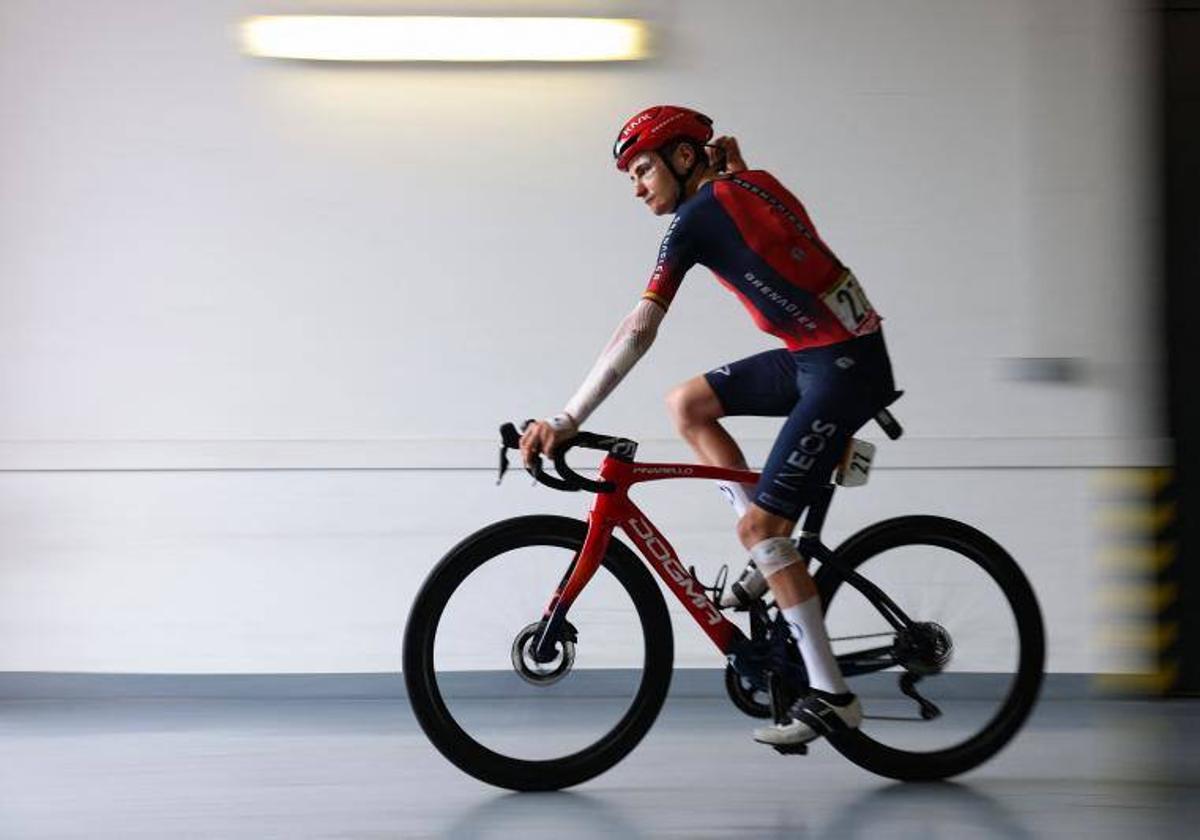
[519,105,897,747]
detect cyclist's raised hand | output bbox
[708,136,747,173]
[519,414,578,469]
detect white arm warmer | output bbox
[562,298,666,428]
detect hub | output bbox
[510,622,576,686]
[894,621,953,676]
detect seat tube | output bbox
[800,484,835,537]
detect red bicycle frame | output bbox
[535,451,758,659]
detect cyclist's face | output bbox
[628,152,678,216]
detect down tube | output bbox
[618,501,745,655]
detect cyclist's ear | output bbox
[670,142,699,173]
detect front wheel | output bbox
[403,515,674,791]
[814,516,1045,781]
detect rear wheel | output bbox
[403,515,674,791]
[814,516,1044,781]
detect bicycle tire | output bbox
[403,515,674,791]
[814,515,1045,781]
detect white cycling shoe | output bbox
[719,560,768,608]
[753,690,862,746]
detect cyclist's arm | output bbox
[556,207,699,430]
[520,209,693,467]
[518,297,665,467]
[560,296,666,428]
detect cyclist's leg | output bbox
[742,504,865,745]
[666,349,798,514]
[744,332,896,744]
[665,376,747,469]
[749,330,896,528]
[736,506,814,599]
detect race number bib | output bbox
[821,270,876,335]
[835,438,876,487]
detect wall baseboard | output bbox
[0,670,1119,700]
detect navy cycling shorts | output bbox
[703,330,896,521]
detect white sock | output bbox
[781,597,849,695]
[716,481,756,518]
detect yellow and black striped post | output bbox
[1096,468,1181,695]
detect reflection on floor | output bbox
[2,695,1197,838]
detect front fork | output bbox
[530,558,579,663]
[532,511,613,663]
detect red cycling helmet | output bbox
[613,105,714,172]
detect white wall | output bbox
[0,0,1160,674]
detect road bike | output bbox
[403,403,1045,791]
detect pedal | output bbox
[771,743,808,756]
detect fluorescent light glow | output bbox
[239,15,652,62]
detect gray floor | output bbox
[2,694,1198,839]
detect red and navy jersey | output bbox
[642,170,881,351]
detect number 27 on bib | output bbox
[822,271,878,335]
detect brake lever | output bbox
[496,444,509,486]
[497,420,535,486]
[496,419,591,493]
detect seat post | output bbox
[874,390,905,440]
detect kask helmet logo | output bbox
[620,108,660,138]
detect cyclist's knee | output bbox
[665,377,722,431]
[745,534,803,579]
[736,505,794,549]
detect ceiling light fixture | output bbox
[239,15,652,63]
